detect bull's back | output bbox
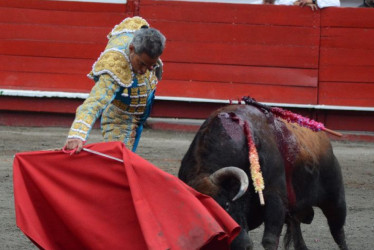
[283,122,333,169]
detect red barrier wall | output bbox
[142,1,320,104]
[0,0,130,93]
[0,0,373,131]
[319,7,374,107]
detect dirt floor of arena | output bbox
[1,125,373,249]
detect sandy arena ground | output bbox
[0,125,373,249]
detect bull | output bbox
[178,103,348,250]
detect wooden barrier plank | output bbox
[163,41,319,68]
[0,7,125,27]
[140,0,320,27]
[321,27,374,49]
[0,40,104,59]
[319,82,374,107]
[319,48,374,66]
[0,39,318,68]
[0,96,81,114]
[0,110,78,127]
[321,8,374,28]
[150,20,319,46]
[0,0,128,13]
[164,62,317,87]
[319,65,374,83]
[0,70,316,103]
[0,55,94,75]
[0,71,93,92]
[320,110,374,132]
[0,70,316,104]
[0,23,109,43]
[157,80,317,104]
[0,56,316,92]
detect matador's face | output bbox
[129,45,159,75]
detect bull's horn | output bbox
[209,166,249,201]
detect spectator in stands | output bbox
[63,16,166,153]
[359,0,374,7]
[264,0,340,9]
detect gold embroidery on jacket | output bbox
[108,17,149,38]
[92,50,132,87]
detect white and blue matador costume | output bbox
[68,17,162,152]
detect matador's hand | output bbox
[63,138,84,153]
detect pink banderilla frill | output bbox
[241,96,342,137]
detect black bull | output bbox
[178,104,348,250]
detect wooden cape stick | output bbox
[82,148,124,163]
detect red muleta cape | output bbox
[13,141,240,250]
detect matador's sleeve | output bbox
[68,74,120,141]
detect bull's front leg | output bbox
[261,192,286,250]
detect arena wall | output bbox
[0,0,373,133]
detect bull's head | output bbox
[211,166,253,249]
[192,166,253,250]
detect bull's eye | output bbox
[225,201,230,212]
